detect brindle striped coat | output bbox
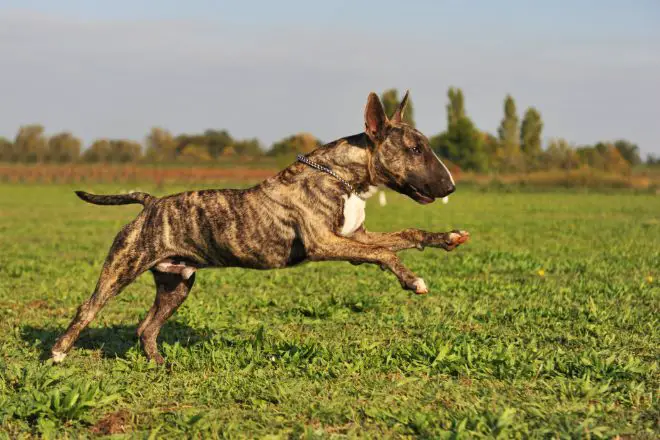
[52,91,469,364]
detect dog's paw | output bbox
[51,351,67,363]
[446,230,470,250]
[148,354,166,366]
[413,278,428,295]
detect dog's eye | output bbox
[410,146,422,154]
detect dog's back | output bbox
[128,185,313,270]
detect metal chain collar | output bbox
[296,154,357,195]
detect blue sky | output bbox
[1,0,659,155]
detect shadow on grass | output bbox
[20,320,211,361]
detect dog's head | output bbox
[364,91,455,204]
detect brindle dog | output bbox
[51,91,470,364]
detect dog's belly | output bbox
[180,221,305,270]
[170,238,300,270]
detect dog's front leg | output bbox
[351,227,470,252]
[308,237,428,294]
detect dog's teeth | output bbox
[182,267,195,279]
[442,196,449,204]
[52,351,67,363]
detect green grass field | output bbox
[0,184,658,438]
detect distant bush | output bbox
[461,168,656,190]
[267,133,321,157]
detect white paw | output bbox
[448,230,470,246]
[52,351,66,363]
[413,278,428,295]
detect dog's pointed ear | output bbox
[391,90,410,124]
[364,92,388,144]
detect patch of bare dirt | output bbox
[90,410,131,436]
[27,300,49,309]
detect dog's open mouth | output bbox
[409,186,435,205]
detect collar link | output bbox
[296,154,358,196]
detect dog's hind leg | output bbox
[51,225,153,362]
[137,260,196,340]
[138,271,195,364]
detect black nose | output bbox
[446,183,456,195]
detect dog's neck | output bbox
[304,132,377,194]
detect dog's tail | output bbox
[75,190,155,206]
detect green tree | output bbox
[603,144,630,173]
[430,117,488,172]
[175,130,233,159]
[232,138,263,156]
[577,142,633,174]
[179,143,212,162]
[268,133,321,157]
[613,140,641,166]
[146,127,178,162]
[0,137,14,162]
[520,107,543,169]
[204,129,233,158]
[381,89,415,126]
[47,132,81,163]
[542,138,580,170]
[576,145,605,169]
[14,125,48,163]
[646,154,660,166]
[497,95,523,171]
[109,140,142,163]
[430,87,488,172]
[481,132,501,170]
[83,139,112,163]
[176,134,203,155]
[446,87,465,127]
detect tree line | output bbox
[429,88,646,174]
[0,88,653,173]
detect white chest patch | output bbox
[339,186,378,237]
